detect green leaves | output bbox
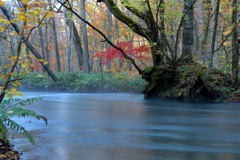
[0,98,46,144]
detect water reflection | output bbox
[10,92,240,160]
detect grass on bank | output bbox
[20,72,147,92]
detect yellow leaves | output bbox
[223,41,231,47]
[18,7,26,11]
[0,26,7,32]
[223,41,232,47]
[16,5,49,25]
[0,73,13,79]
[4,64,10,68]
[10,88,17,92]
[45,11,55,18]
[37,59,48,65]
[12,81,22,87]
[10,56,18,61]
[0,19,11,24]
[223,28,232,36]
[17,15,26,21]
[0,0,4,6]
[21,61,29,68]
[22,0,29,5]
[223,25,236,36]
[6,88,23,98]
[9,32,16,36]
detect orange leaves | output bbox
[22,25,33,30]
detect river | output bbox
[10,92,240,160]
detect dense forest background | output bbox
[0,0,239,101]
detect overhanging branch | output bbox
[98,0,150,39]
[57,0,143,74]
[0,6,58,82]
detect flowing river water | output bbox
[10,92,240,160]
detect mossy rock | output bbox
[142,63,235,102]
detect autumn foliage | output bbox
[94,41,151,64]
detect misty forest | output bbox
[0,0,240,159]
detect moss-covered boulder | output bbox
[142,63,236,102]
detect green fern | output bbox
[0,98,47,144]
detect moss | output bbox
[142,63,237,102]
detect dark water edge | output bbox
[10,92,240,160]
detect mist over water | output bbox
[11,92,240,160]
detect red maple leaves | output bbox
[94,41,150,64]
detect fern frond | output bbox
[0,98,46,144]
[3,117,35,144]
[4,107,47,125]
[0,98,42,109]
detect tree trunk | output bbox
[48,0,61,72]
[180,0,194,62]
[232,0,240,88]
[80,0,90,72]
[64,16,73,72]
[38,18,45,59]
[106,9,113,70]
[209,0,220,71]
[44,20,50,65]
[201,0,212,58]
[64,5,84,69]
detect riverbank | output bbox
[19,72,147,93]
[16,70,240,103]
[0,143,20,160]
[142,63,240,103]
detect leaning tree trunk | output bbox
[0,6,58,82]
[64,3,84,69]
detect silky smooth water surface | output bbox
[11,92,240,160]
